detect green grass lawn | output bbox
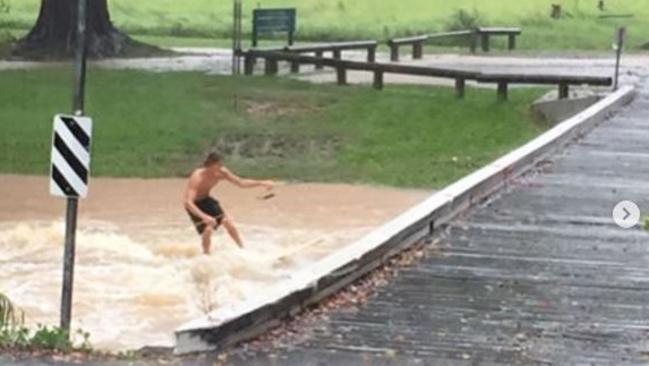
[0,0,649,50]
[0,69,545,188]
[0,0,646,51]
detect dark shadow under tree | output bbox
[12,0,160,60]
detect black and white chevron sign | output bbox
[49,114,93,199]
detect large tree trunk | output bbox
[13,0,151,59]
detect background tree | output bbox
[0,0,11,44]
[13,0,154,59]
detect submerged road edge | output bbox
[174,85,635,355]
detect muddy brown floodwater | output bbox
[0,175,429,351]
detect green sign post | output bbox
[252,8,296,47]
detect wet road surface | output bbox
[217,75,649,364]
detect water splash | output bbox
[0,220,370,350]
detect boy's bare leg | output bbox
[201,226,213,254]
[222,217,244,248]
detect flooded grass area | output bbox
[0,175,429,350]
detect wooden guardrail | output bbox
[476,73,612,100]
[428,30,477,51]
[285,41,378,59]
[246,40,378,72]
[241,50,612,101]
[387,27,522,61]
[386,35,429,62]
[242,50,478,98]
[388,31,474,62]
[477,27,522,52]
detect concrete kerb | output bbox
[532,94,602,123]
[174,85,635,355]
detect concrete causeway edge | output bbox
[173,85,635,355]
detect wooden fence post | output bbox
[244,54,255,75]
[290,61,300,73]
[336,66,347,85]
[470,30,479,53]
[497,81,508,101]
[558,83,569,99]
[315,51,324,69]
[455,79,466,99]
[265,59,278,75]
[390,44,399,62]
[367,46,377,63]
[481,33,490,52]
[373,71,384,90]
[413,42,424,59]
[508,34,516,50]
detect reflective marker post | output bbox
[60,0,88,333]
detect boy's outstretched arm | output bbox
[222,167,274,189]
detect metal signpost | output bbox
[232,0,243,75]
[613,27,625,91]
[252,8,296,47]
[53,0,91,334]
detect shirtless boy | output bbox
[183,152,274,254]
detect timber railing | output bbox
[386,34,430,62]
[476,73,613,101]
[242,49,478,98]
[240,49,612,101]
[245,40,378,73]
[476,27,522,52]
[387,27,522,62]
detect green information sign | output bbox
[252,8,296,47]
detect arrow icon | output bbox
[613,200,640,229]
[623,208,631,220]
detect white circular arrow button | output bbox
[612,200,640,229]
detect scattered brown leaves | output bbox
[236,239,441,354]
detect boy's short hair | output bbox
[203,151,223,167]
